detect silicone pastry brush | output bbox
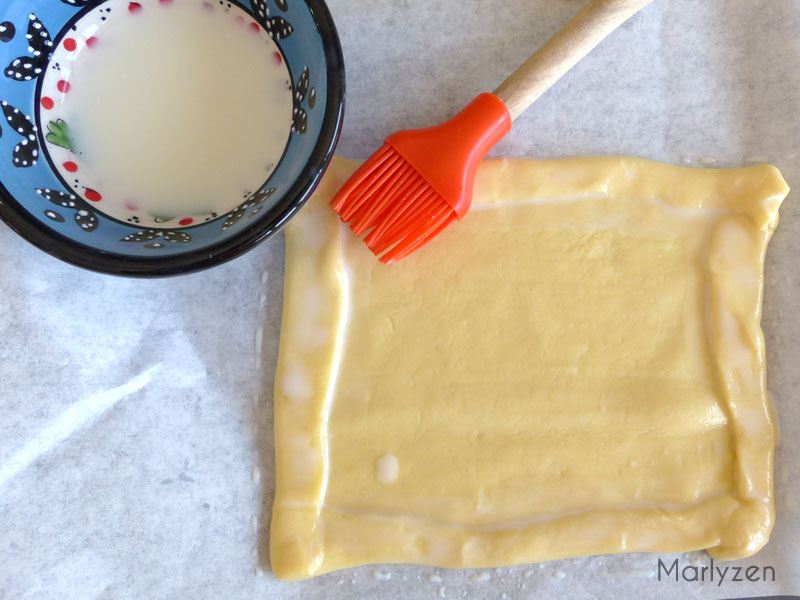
[331,0,655,263]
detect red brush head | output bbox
[330,93,511,263]
[329,144,458,263]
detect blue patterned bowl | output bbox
[0,0,344,276]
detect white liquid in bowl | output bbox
[46,0,294,226]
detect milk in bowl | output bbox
[40,0,294,228]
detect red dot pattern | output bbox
[41,97,54,110]
[179,218,194,226]
[273,51,282,65]
[249,22,260,33]
[63,38,77,52]
[57,80,71,93]
[85,189,102,202]
[63,162,78,173]
[86,36,98,48]
[129,2,142,13]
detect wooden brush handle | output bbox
[493,0,655,120]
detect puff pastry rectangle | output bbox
[270,157,788,580]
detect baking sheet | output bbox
[1,1,798,599]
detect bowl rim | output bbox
[0,0,345,278]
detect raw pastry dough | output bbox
[270,156,788,581]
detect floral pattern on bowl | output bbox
[0,0,344,276]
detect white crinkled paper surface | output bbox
[1,1,799,598]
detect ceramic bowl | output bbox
[0,0,344,276]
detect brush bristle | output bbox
[330,145,457,264]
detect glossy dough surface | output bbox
[270,157,788,580]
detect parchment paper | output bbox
[1,1,798,599]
